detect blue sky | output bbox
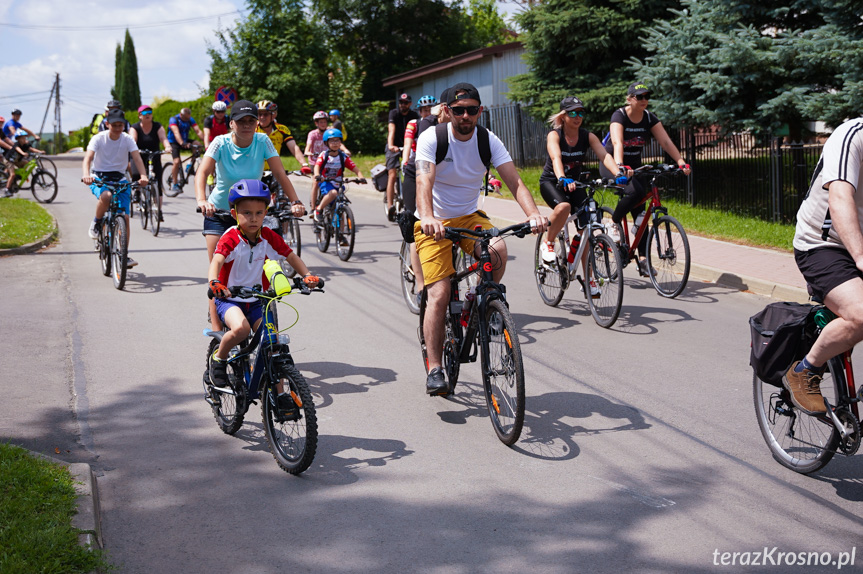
[0,0,522,133]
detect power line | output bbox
[0,90,52,100]
[0,10,242,32]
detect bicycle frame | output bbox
[11,157,38,187]
[617,176,665,261]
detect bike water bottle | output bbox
[632,212,645,236]
[814,308,837,329]
[567,236,579,264]
[185,163,192,176]
[461,287,476,327]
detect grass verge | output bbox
[0,443,109,573]
[0,198,55,250]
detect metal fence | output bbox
[479,103,824,223]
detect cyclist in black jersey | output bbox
[601,82,689,273]
[129,105,170,208]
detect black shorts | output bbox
[539,179,588,228]
[170,142,185,160]
[795,246,863,303]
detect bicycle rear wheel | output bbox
[148,185,161,236]
[400,240,421,315]
[315,212,331,252]
[647,215,690,298]
[586,233,623,328]
[279,217,301,276]
[533,232,566,307]
[336,205,355,261]
[753,361,841,474]
[163,167,181,197]
[139,186,149,230]
[99,222,111,277]
[481,299,525,445]
[205,340,247,435]
[36,156,57,178]
[30,170,58,203]
[111,216,128,290]
[262,364,318,475]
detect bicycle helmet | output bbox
[228,179,271,207]
[329,109,340,117]
[212,101,227,112]
[11,109,21,115]
[322,128,343,143]
[106,100,121,109]
[313,110,328,121]
[257,100,277,112]
[416,95,437,107]
[14,129,27,138]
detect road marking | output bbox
[590,475,676,508]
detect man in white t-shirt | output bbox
[786,117,863,414]
[414,82,547,395]
[82,109,149,267]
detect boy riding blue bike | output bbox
[208,179,321,410]
[311,128,366,220]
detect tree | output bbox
[325,56,388,153]
[507,0,682,125]
[111,43,122,104]
[208,0,327,134]
[311,0,510,102]
[630,0,863,135]
[120,30,141,110]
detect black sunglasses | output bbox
[450,105,480,117]
[634,93,651,101]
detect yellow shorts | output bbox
[414,210,493,285]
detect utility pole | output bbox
[54,73,61,154]
[38,75,58,152]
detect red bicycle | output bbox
[601,164,690,298]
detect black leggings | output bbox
[131,155,164,195]
[600,164,648,257]
[539,179,588,228]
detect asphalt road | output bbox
[2,164,861,573]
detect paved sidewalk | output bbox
[297,175,809,303]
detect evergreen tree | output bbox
[120,30,141,110]
[111,43,123,103]
[631,0,863,134]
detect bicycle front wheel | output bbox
[36,156,58,178]
[400,240,421,315]
[30,170,58,203]
[139,186,149,230]
[753,362,841,474]
[148,185,161,236]
[111,216,128,290]
[647,215,690,298]
[586,233,624,328]
[336,205,355,261]
[315,214,331,252]
[279,217,301,277]
[263,365,318,475]
[481,299,525,446]
[163,167,181,197]
[533,232,566,307]
[99,223,111,277]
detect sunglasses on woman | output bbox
[449,105,480,117]
[566,110,585,118]
[634,93,651,101]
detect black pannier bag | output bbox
[749,302,818,387]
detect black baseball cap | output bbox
[105,109,126,124]
[628,82,650,96]
[448,82,481,106]
[231,100,258,120]
[398,93,412,102]
[439,87,453,106]
[560,96,585,111]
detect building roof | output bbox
[382,42,523,87]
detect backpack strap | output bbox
[435,123,494,193]
[434,123,448,165]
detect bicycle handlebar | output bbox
[84,177,137,191]
[632,163,686,176]
[208,277,325,300]
[444,220,536,243]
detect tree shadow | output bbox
[121,273,207,294]
[300,360,399,410]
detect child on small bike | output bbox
[4,130,45,196]
[208,179,321,410]
[311,128,366,220]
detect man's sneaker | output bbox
[209,354,228,388]
[172,183,181,192]
[277,392,301,421]
[88,220,101,239]
[782,361,827,414]
[312,209,321,222]
[387,205,396,222]
[637,258,654,277]
[426,367,448,395]
[2,189,13,198]
[540,241,557,264]
[339,235,349,246]
[158,213,164,222]
[605,223,621,244]
[588,279,601,298]
[126,257,138,268]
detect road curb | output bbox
[0,214,58,256]
[27,450,102,553]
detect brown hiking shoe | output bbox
[782,361,827,415]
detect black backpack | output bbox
[434,123,493,190]
[749,302,818,387]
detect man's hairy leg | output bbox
[423,278,450,370]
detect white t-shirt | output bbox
[414,124,512,219]
[794,118,863,252]
[87,131,138,173]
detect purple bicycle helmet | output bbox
[228,179,270,207]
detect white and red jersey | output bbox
[315,150,357,180]
[403,119,419,164]
[214,226,293,302]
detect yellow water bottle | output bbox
[263,259,292,296]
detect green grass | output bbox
[0,198,55,249]
[0,443,110,573]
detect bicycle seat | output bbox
[203,328,228,341]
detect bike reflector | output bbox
[263,259,292,296]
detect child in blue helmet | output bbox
[328,109,345,140]
[208,178,320,395]
[312,128,366,220]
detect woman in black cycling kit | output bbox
[129,105,170,214]
[538,96,623,264]
[601,82,689,272]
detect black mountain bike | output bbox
[135,150,166,236]
[204,277,324,475]
[89,178,135,290]
[163,143,202,197]
[418,221,534,445]
[315,177,364,261]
